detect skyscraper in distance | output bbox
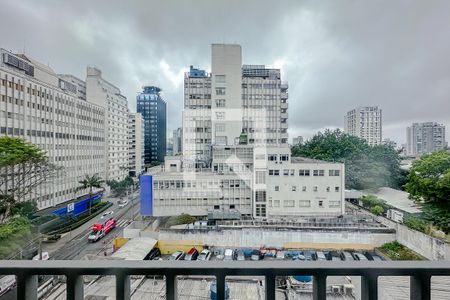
[137,86,167,166]
[344,106,382,146]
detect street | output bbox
[0,193,141,300]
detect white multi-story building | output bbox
[141,44,345,219]
[128,112,145,177]
[172,127,182,155]
[406,122,447,156]
[344,106,382,146]
[0,49,106,210]
[86,67,129,181]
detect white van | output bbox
[224,249,234,260]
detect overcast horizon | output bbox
[1,0,449,145]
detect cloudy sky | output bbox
[1,0,449,145]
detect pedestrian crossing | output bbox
[116,219,132,228]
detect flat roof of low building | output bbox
[363,187,422,214]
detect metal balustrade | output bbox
[1,260,450,300]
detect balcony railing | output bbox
[1,260,450,300]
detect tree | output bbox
[77,174,105,214]
[106,176,133,199]
[405,150,450,204]
[370,205,384,216]
[0,137,59,222]
[291,129,405,190]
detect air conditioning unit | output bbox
[331,285,342,294]
[344,284,354,295]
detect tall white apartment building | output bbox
[0,49,106,210]
[141,44,345,219]
[128,112,145,177]
[86,67,129,181]
[344,106,382,146]
[406,122,447,156]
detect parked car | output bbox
[372,255,383,261]
[144,248,161,260]
[303,250,314,261]
[352,252,368,261]
[315,251,327,261]
[340,251,354,261]
[198,249,212,261]
[224,249,234,261]
[236,250,245,261]
[185,248,199,261]
[251,250,264,261]
[276,251,285,260]
[169,251,184,261]
[118,200,129,208]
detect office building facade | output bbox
[406,122,446,156]
[0,49,106,210]
[137,86,167,165]
[344,106,382,146]
[141,44,344,219]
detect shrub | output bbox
[166,214,197,227]
[370,205,384,216]
[379,241,422,260]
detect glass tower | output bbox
[137,86,167,165]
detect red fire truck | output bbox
[88,217,116,242]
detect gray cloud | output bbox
[1,0,449,144]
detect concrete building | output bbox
[172,127,182,155]
[406,122,446,156]
[344,106,382,146]
[137,86,167,165]
[86,66,129,181]
[182,45,289,169]
[140,44,345,219]
[128,113,145,177]
[0,49,106,210]
[293,136,303,145]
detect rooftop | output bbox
[363,187,422,214]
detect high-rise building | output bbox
[172,127,182,155]
[0,49,106,210]
[344,106,382,146]
[141,44,345,219]
[136,86,167,165]
[182,45,289,169]
[86,67,129,181]
[406,122,447,156]
[128,113,145,177]
[293,136,303,145]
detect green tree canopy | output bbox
[0,137,58,222]
[78,174,105,195]
[405,150,450,204]
[291,129,405,190]
[106,176,134,198]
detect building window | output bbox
[280,154,289,161]
[268,154,277,161]
[326,187,330,192]
[313,186,318,192]
[255,190,266,202]
[299,169,310,176]
[292,186,297,191]
[290,169,295,176]
[329,170,340,176]
[313,170,325,176]
[329,201,341,208]
[216,123,226,132]
[215,87,226,95]
[255,204,266,217]
[274,186,279,191]
[283,169,289,176]
[273,200,280,207]
[335,186,340,192]
[215,111,225,120]
[215,99,226,107]
[283,200,295,207]
[255,171,266,184]
[268,169,279,176]
[302,186,306,192]
[319,200,323,207]
[299,200,311,207]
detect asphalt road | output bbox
[0,194,141,300]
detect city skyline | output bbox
[1,0,449,145]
